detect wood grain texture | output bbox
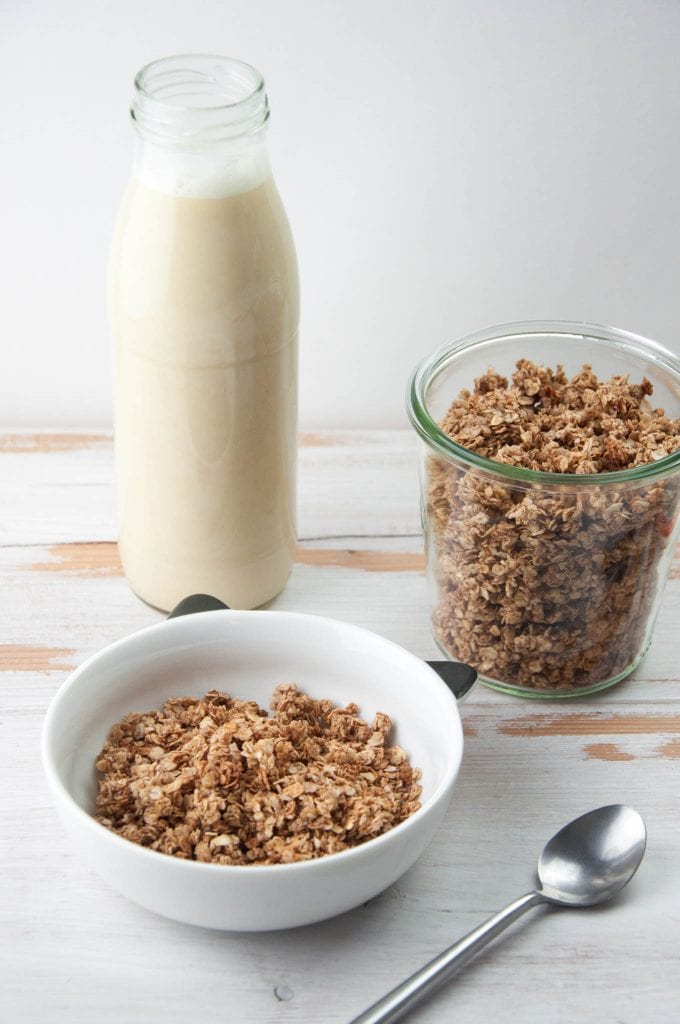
[294,546,426,573]
[1,431,680,1024]
[0,644,77,672]
[22,541,426,578]
[497,711,680,736]
[28,541,123,576]
[0,432,111,453]
[584,742,637,761]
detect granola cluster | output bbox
[94,685,422,864]
[428,360,680,691]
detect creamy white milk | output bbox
[109,124,299,610]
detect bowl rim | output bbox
[42,608,464,876]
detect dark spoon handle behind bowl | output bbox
[168,594,230,618]
[427,661,476,700]
[167,595,476,700]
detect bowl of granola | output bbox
[42,606,464,930]
[408,321,680,698]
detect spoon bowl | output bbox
[538,804,647,907]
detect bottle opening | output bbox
[132,54,269,145]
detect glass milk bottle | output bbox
[109,55,299,611]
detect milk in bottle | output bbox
[109,55,299,610]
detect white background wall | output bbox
[2,0,680,428]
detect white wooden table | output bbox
[2,430,679,1023]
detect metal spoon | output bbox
[350,804,647,1024]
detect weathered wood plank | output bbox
[20,540,427,577]
[0,430,423,545]
[1,532,680,702]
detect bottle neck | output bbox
[130,54,271,199]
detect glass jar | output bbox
[109,55,299,612]
[407,321,680,698]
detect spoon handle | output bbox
[349,890,545,1024]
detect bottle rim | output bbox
[131,54,269,145]
[406,319,680,486]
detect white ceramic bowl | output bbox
[42,609,464,931]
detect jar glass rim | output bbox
[406,319,680,486]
